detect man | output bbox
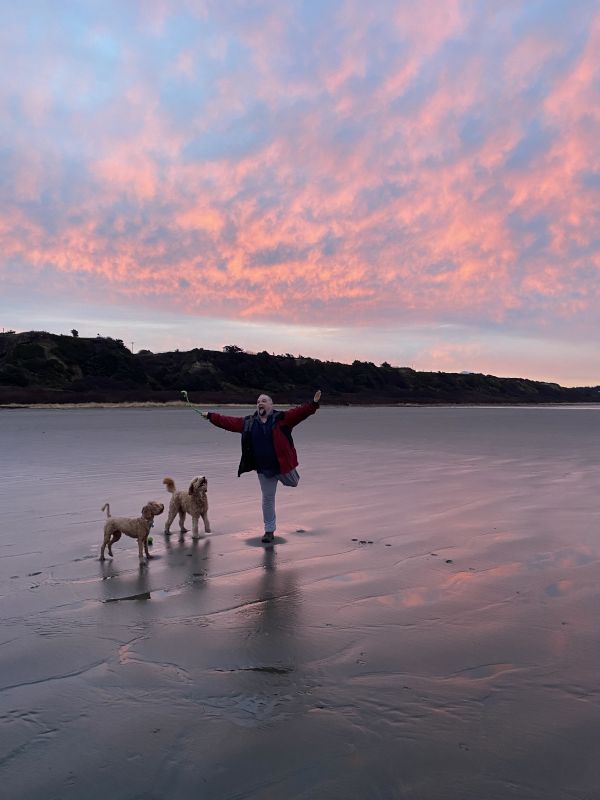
[201,390,321,543]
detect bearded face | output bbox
[257,394,273,418]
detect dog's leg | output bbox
[143,534,151,560]
[178,510,187,533]
[107,528,121,558]
[164,504,177,535]
[201,511,211,533]
[191,514,201,539]
[138,536,146,565]
[101,522,114,560]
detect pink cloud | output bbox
[1,0,600,359]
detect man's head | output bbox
[256,394,273,418]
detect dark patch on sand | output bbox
[103,591,152,602]
[244,536,287,547]
[216,665,294,675]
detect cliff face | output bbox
[0,331,147,393]
[0,331,598,405]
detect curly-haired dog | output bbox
[163,476,211,538]
[100,501,164,564]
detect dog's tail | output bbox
[163,477,176,493]
[101,503,111,518]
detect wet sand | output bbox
[2,406,600,799]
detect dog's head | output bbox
[141,501,165,520]
[188,476,208,496]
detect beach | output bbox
[2,405,600,799]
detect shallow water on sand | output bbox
[2,405,600,799]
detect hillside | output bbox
[0,330,598,405]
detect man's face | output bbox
[257,394,273,417]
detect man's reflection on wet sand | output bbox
[242,547,302,667]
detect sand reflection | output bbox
[242,548,301,644]
[100,561,151,602]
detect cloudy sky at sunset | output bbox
[2,1,599,385]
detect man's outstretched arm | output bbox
[282,390,322,427]
[203,411,244,433]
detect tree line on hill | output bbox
[0,330,598,405]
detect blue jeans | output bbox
[257,473,279,533]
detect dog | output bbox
[163,476,211,538]
[100,501,164,564]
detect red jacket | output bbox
[207,401,319,476]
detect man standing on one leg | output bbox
[201,390,321,543]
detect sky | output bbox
[1,0,599,386]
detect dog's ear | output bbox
[141,504,152,519]
[188,480,195,495]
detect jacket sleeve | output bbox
[207,412,244,433]
[280,401,319,428]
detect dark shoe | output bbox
[261,531,275,543]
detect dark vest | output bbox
[237,410,295,477]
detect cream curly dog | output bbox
[163,476,211,538]
[100,501,164,564]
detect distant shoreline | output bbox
[2,331,598,407]
[0,401,240,409]
[3,401,600,410]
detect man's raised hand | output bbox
[314,389,322,403]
